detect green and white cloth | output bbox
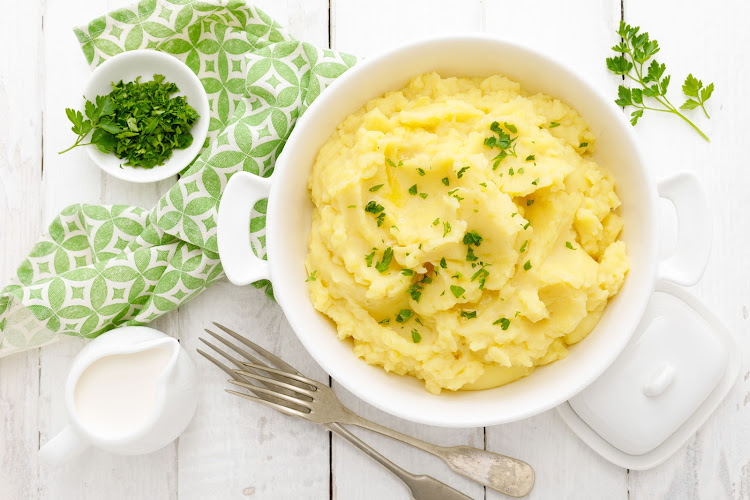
[0,0,356,357]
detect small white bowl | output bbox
[82,50,209,183]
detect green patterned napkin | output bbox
[0,0,355,357]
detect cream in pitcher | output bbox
[39,327,198,466]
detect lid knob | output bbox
[642,362,675,397]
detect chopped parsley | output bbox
[432,218,440,226]
[347,204,356,208]
[460,310,477,320]
[525,155,535,162]
[471,267,489,290]
[305,270,317,282]
[527,199,535,206]
[408,184,418,195]
[375,247,393,273]
[440,257,447,268]
[417,168,426,176]
[450,285,465,298]
[411,329,422,343]
[379,317,390,324]
[509,167,515,176]
[369,184,384,192]
[419,192,428,199]
[441,177,450,186]
[566,241,576,250]
[395,309,413,323]
[485,121,518,169]
[365,250,376,267]
[523,222,530,230]
[549,121,561,128]
[523,260,532,271]
[364,201,386,227]
[466,246,477,262]
[518,167,525,174]
[504,122,518,134]
[456,166,470,178]
[462,230,483,246]
[493,317,511,330]
[401,269,414,276]
[520,240,528,253]
[532,178,540,185]
[579,142,588,148]
[443,221,452,237]
[479,182,487,187]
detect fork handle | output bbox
[340,413,534,497]
[325,423,472,500]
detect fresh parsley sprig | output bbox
[606,21,713,141]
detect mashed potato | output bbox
[305,72,629,394]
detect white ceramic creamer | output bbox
[39,326,198,466]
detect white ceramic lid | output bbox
[557,280,741,470]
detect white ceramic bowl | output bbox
[83,50,209,183]
[217,35,711,427]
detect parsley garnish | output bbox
[479,182,487,187]
[523,260,532,271]
[432,218,440,226]
[494,317,511,330]
[456,166,470,178]
[408,184,418,195]
[460,310,477,320]
[471,267,489,290]
[440,257,447,268]
[419,192,428,199]
[411,329,422,343]
[417,168,426,176]
[441,177,450,186]
[606,21,713,140]
[566,241,576,250]
[527,199,535,206]
[532,178,540,185]
[462,230,483,246]
[305,270,317,282]
[525,155,535,162]
[369,184,384,192]
[61,74,200,167]
[375,248,393,273]
[347,204,356,208]
[520,240,528,253]
[450,285,465,298]
[365,250,376,267]
[386,158,397,167]
[443,221,452,237]
[364,201,386,227]
[378,317,390,324]
[518,167,525,174]
[401,269,414,276]
[484,121,517,169]
[509,167,515,176]
[579,142,588,148]
[395,309,413,323]
[466,246,477,262]
[549,121,560,128]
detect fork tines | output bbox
[197,322,317,416]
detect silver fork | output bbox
[198,323,535,498]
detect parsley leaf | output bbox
[408,184,418,195]
[411,329,422,343]
[456,166,470,178]
[375,247,393,273]
[493,317,511,330]
[369,184,384,192]
[305,270,317,282]
[523,260,532,271]
[417,168,426,176]
[395,309,413,323]
[450,285,465,298]
[606,21,713,141]
[460,310,477,320]
[566,241,576,250]
[442,177,450,186]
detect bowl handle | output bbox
[656,172,712,286]
[217,172,272,286]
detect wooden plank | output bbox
[621,0,750,497]
[37,0,178,498]
[175,282,331,499]
[174,1,332,498]
[330,2,485,499]
[480,1,630,498]
[0,0,44,497]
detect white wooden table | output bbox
[1,0,748,498]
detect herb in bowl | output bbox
[60,74,200,168]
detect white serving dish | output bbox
[82,50,209,183]
[215,35,726,440]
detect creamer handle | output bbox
[217,172,272,286]
[39,426,90,467]
[656,172,712,286]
